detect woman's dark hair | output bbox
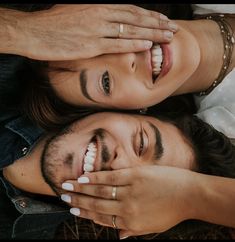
[20,60,95,131]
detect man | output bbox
[2,111,235,239]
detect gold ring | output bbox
[118,23,124,38]
[112,215,117,229]
[112,186,117,200]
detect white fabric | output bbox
[192,4,235,15]
[195,69,235,139]
[192,4,235,139]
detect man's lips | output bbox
[79,135,102,177]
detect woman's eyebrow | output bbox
[79,69,97,103]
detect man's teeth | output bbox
[151,44,163,76]
[83,142,97,172]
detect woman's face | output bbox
[49,21,200,109]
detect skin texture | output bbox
[48,17,235,110]
[0,4,177,61]
[49,19,200,108]
[40,112,195,189]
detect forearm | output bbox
[0,8,28,55]
[189,172,235,228]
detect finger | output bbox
[62,181,127,200]
[103,22,173,42]
[70,208,126,229]
[96,38,153,55]
[77,169,133,186]
[87,4,169,20]
[105,8,178,32]
[107,4,169,21]
[61,193,122,215]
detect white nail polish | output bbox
[70,208,80,216]
[120,235,129,240]
[62,182,74,191]
[61,194,71,203]
[77,177,90,183]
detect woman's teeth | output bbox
[151,44,163,78]
[83,142,97,172]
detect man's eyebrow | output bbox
[79,69,97,103]
[147,121,164,160]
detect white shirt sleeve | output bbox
[192,4,235,15]
[194,69,235,139]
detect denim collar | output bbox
[5,115,44,146]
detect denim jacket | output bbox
[0,114,72,239]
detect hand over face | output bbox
[17,4,178,60]
[61,166,194,238]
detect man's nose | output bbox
[109,146,131,170]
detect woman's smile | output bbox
[49,20,201,109]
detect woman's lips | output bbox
[146,49,153,75]
[158,44,172,79]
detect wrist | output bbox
[189,173,235,228]
[177,170,202,222]
[0,8,30,56]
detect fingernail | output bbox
[61,194,71,203]
[160,14,168,20]
[62,182,74,191]
[164,31,173,40]
[77,176,90,183]
[70,208,80,216]
[120,235,129,240]
[143,40,153,49]
[168,22,178,32]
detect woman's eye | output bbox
[102,71,110,95]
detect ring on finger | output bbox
[112,215,118,229]
[112,186,117,200]
[118,23,124,38]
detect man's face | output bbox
[41,112,195,192]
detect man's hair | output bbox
[176,115,235,178]
[147,103,235,178]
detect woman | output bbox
[0,3,178,131]
[21,4,234,137]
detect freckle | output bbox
[21,173,24,176]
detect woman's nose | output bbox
[123,53,136,73]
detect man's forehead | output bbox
[69,112,157,132]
